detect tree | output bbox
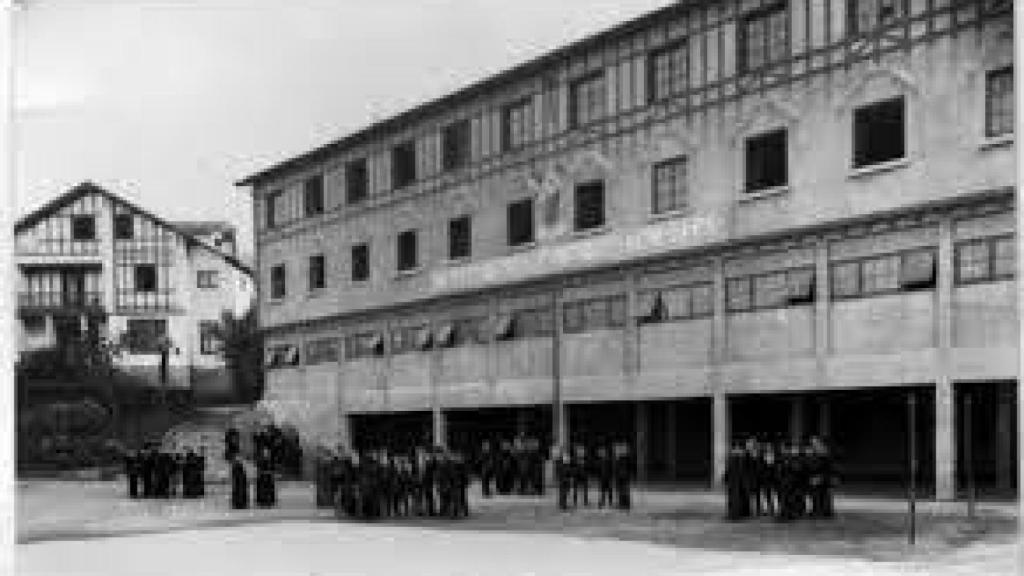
[217,308,264,404]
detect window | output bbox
[831,249,937,298]
[197,270,218,289]
[265,190,282,228]
[346,159,369,204]
[448,215,472,260]
[304,337,341,364]
[569,72,606,128]
[648,41,689,102]
[848,0,906,36]
[114,214,134,240]
[345,332,384,360]
[23,315,45,334]
[125,319,167,354]
[351,243,370,282]
[308,254,326,291]
[745,129,788,192]
[397,229,418,272]
[726,277,753,312]
[510,307,554,339]
[134,264,157,293]
[986,67,1014,138]
[442,120,472,171]
[862,254,900,293]
[740,2,788,72]
[853,97,905,168]
[831,261,861,298]
[728,268,815,312]
[448,317,488,347]
[562,295,626,334]
[391,140,417,190]
[390,325,431,355]
[754,272,789,308]
[270,264,286,299]
[652,156,689,214]
[898,249,935,290]
[956,236,1015,284]
[502,97,535,151]
[71,215,96,240]
[199,321,222,355]
[574,181,606,231]
[507,198,535,247]
[303,175,324,217]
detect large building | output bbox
[15,182,256,399]
[238,0,1016,499]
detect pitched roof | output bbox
[235,0,694,188]
[15,181,254,277]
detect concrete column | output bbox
[432,409,447,449]
[814,239,831,386]
[935,217,956,500]
[712,393,729,488]
[818,397,831,439]
[995,388,1015,492]
[635,402,648,482]
[789,395,805,444]
[551,288,565,450]
[624,269,640,381]
[666,402,678,481]
[516,408,529,438]
[711,257,728,364]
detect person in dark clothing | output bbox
[230,456,249,509]
[420,451,437,516]
[453,452,470,518]
[224,427,240,462]
[496,441,513,495]
[527,438,545,495]
[570,444,590,507]
[181,449,196,498]
[170,452,183,498]
[124,450,139,499]
[315,449,332,508]
[478,441,494,498]
[255,447,276,508]
[595,446,614,508]
[612,443,633,511]
[759,442,779,517]
[743,438,762,516]
[807,437,836,518]
[776,443,802,522]
[723,443,750,521]
[555,450,571,510]
[196,448,207,498]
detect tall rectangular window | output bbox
[125,319,167,353]
[652,156,689,214]
[196,270,218,289]
[502,97,535,151]
[134,264,157,293]
[986,67,1014,138]
[442,120,472,171]
[391,140,417,190]
[351,243,370,282]
[397,229,418,272]
[448,215,472,260]
[303,175,324,217]
[71,215,96,240]
[199,321,222,355]
[648,41,689,102]
[265,190,282,228]
[507,198,535,247]
[574,181,606,231]
[853,97,906,168]
[114,213,134,240]
[848,0,905,36]
[740,2,788,72]
[270,264,286,299]
[345,159,369,204]
[569,72,606,128]
[745,129,788,192]
[308,254,325,291]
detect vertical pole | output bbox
[965,391,975,519]
[908,390,918,546]
[551,290,564,450]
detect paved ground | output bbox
[16,480,1021,575]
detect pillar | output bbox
[712,393,729,488]
[934,217,956,500]
[818,397,831,439]
[666,402,678,481]
[789,395,805,444]
[516,408,529,438]
[995,387,1015,493]
[432,408,447,449]
[635,402,648,482]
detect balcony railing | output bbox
[19,291,104,310]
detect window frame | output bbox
[265,190,282,229]
[303,175,325,217]
[573,180,606,232]
[568,71,606,129]
[270,264,287,299]
[985,66,1014,139]
[196,270,218,289]
[726,266,816,313]
[134,264,158,293]
[501,97,535,152]
[391,140,418,190]
[351,243,370,282]
[345,158,369,205]
[199,321,222,355]
[113,213,134,240]
[308,253,326,291]
[396,229,419,272]
[847,0,908,37]
[830,247,939,301]
[955,235,1016,285]
[71,215,97,241]
[441,119,472,172]
[744,128,789,193]
[507,198,535,247]
[739,2,789,74]
[651,155,690,215]
[448,215,472,261]
[852,96,907,169]
[647,40,690,103]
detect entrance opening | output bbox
[350,411,431,453]
[956,381,1018,499]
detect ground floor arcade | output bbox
[344,381,1017,499]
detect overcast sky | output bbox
[13,0,673,258]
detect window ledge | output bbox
[980,134,1014,151]
[394,267,424,280]
[848,158,909,180]
[307,288,326,298]
[508,241,538,254]
[267,298,285,306]
[570,225,611,240]
[442,257,472,267]
[738,186,790,203]
[647,209,691,223]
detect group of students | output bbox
[476,437,546,497]
[229,447,279,509]
[315,446,471,520]
[123,444,207,499]
[553,442,635,510]
[723,435,836,521]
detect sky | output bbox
[13,0,674,261]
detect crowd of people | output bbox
[553,442,634,510]
[475,437,546,497]
[314,446,471,520]
[723,435,837,522]
[122,444,206,499]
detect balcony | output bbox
[19,291,105,313]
